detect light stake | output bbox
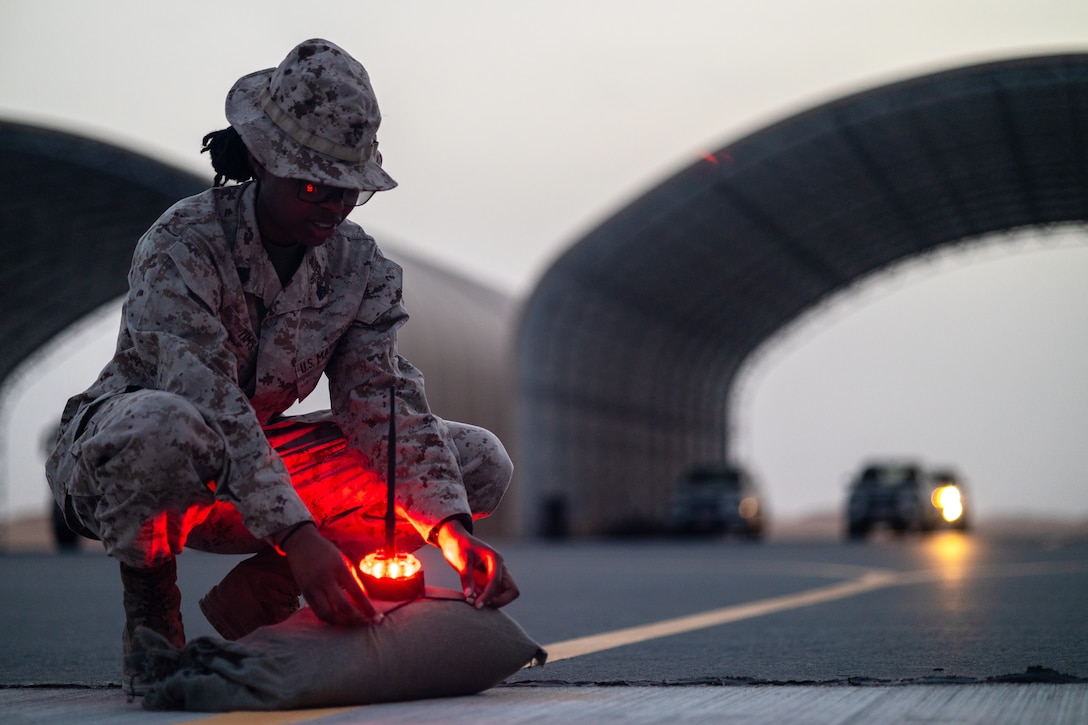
[357,384,425,600]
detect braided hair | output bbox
[200,127,255,187]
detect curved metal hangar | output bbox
[516,53,1088,537]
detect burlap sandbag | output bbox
[133,588,546,711]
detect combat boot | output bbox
[199,548,301,640]
[120,559,184,695]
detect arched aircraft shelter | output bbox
[0,122,207,385]
[516,53,1088,537]
[3,54,1086,540]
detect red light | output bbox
[357,550,425,600]
[353,385,426,601]
[701,151,734,166]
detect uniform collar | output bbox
[233,182,334,313]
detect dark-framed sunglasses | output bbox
[296,180,375,207]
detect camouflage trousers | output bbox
[60,390,512,568]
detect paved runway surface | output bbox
[2,529,1086,722]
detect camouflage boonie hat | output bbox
[226,38,397,192]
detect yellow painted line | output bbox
[542,570,904,663]
[542,559,1088,663]
[193,708,359,724]
[542,571,903,663]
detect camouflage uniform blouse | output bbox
[50,181,470,541]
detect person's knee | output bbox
[87,392,218,470]
[462,429,513,516]
[76,391,223,508]
[120,391,211,444]
[450,424,510,477]
[489,438,515,490]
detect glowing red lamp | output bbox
[357,385,425,600]
[358,550,425,600]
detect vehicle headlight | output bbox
[932,485,963,522]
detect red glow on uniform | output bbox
[263,425,385,525]
[138,505,215,566]
[140,512,172,565]
[702,153,719,165]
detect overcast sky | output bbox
[1,0,1086,526]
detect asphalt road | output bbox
[1,530,1087,722]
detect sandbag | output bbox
[133,587,546,711]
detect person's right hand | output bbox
[280,523,381,626]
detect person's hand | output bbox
[435,519,519,608]
[280,523,381,626]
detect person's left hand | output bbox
[435,519,520,608]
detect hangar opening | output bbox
[2,53,1087,544]
[516,53,1088,537]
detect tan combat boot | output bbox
[198,548,301,640]
[120,559,185,695]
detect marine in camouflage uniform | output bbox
[46,180,511,565]
[44,38,518,693]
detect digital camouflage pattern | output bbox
[46,181,510,567]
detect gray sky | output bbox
[1,0,1086,525]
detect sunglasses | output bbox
[296,180,375,207]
